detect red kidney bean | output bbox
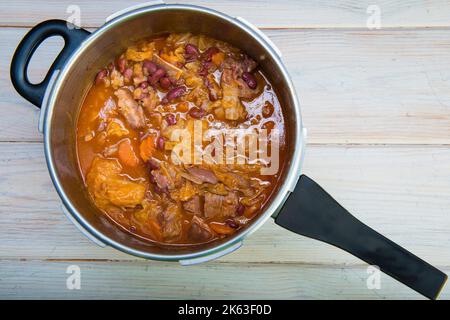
[95,69,108,85]
[163,86,186,103]
[185,43,200,56]
[123,68,133,82]
[149,67,166,85]
[225,219,239,229]
[198,67,208,77]
[149,172,156,184]
[159,77,171,90]
[129,225,136,233]
[236,204,245,216]
[188,107,205,119]
[143,60,158,75]
[165,113,177,125]
[157,136,165,150]
[202,47,219,62]
[139,81,149,89]
[242,72,257,89]
[117,57,126,73]
[153,184,168,195]
[199,61,215,77]
[147,158,160,171]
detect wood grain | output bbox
[2,0,450,300]
[0,142,448,267]
[0,260,448,299]
[2,27,450,143]
[2,0,450,28]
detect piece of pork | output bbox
[114,88,146,129]
[183,195,203,215]
[158,203,182,240]
[204,191,239,218]
[150,161,184,191]
[86,157,146,210]
[220,69,245,121]
[212,169,253,197]
[188,216,213,242]
[186,167,218,184]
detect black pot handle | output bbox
[10,19,90,108]
[275,174,447,299]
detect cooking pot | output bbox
[10,1,447,299]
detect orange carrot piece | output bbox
[139,136,155,162]
[148,219,163,242]
[209,222,235,235]
[211,52,225,66]
[118,140,140,167]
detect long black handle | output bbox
[275,175,447,299]
[10,19,90,108]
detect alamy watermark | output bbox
[66,265,81,290]
[367,5,381,30]
[366,265,381,290]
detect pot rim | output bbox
[42,3,305,262]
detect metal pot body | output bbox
[28,4,306,263]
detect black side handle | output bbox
[275,174,447,300]
[10,19,90,108]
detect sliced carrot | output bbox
[211,52,225,66]
[160,52,172,62]
[118,139,140,167]
[176,101,190,113]
[148,219,163,242]
[139,136,155,162]
[209,222,235,235]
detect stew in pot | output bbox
[76,33,287,246]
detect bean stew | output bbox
[76,33,287,246]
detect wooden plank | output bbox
[3,0,450,28]
[0,142,449,266]
[0,260,448,299]
[2,27,450,143]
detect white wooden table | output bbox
[1,0,449,299]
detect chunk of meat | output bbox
[132,199,163,241]
[151,170,170,191]
[86,157,146,210]
[222,58,259,99]
[150,161,184,191]
[183,195,202,215]
[223,54,257,74]
[204,191,239,218]
[114,88,146,129]
[205,183,229,196]
[188,216,213,241]
[212,169,253,196]
[186,167,218,184]
[174,180,198,202]
[219,69,246,121]
[159,203,182,240]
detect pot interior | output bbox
[48,5,300,258]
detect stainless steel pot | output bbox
[10,1,447,299]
